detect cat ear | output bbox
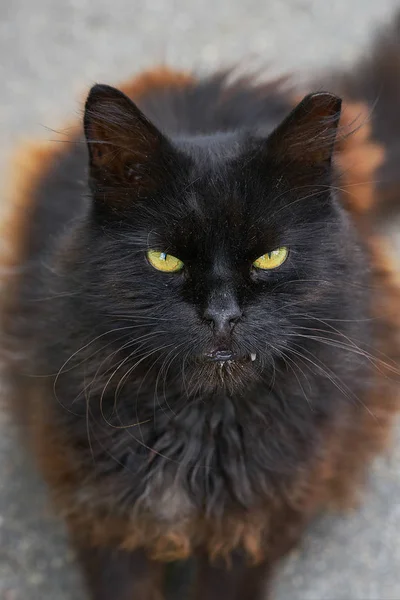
[84,84,177,208]
[268,92,342,165]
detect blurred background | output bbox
[2,1,400,599]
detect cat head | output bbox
[80,83,357,396]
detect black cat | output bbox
[2,16,400,600]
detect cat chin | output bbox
[185,357,262,396]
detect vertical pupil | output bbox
[160,252,167,261]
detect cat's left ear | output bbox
[84,84,179,208]
[267,92,342,166]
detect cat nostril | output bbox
[203,305,243,334]
[229,312,241,324]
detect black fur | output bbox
[10,75,372,518]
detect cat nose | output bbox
[203,297,242,335]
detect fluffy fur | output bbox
[2,19,400,600]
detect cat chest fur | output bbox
[36,375,343,562]
[31,372,358,564]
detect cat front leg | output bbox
[193,551,272,600]
[75,543,165,600]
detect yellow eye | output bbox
[147,250,184,273]
[253,247,288,270]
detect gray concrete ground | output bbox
[2,1,400,599]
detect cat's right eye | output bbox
[147,250,184,273]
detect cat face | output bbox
[81,85,357,396]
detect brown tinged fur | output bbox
[2,58,400,599]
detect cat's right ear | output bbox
[84,84,179,212]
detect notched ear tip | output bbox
[268,91,343,165]
[85,83,126,104]
[300,92,342,122]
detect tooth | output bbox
[250,353,256,362]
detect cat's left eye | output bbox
[147,250,184,273]
[253,247,288,270]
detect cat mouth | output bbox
[204,350,257,363]
[193,350,260,392]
